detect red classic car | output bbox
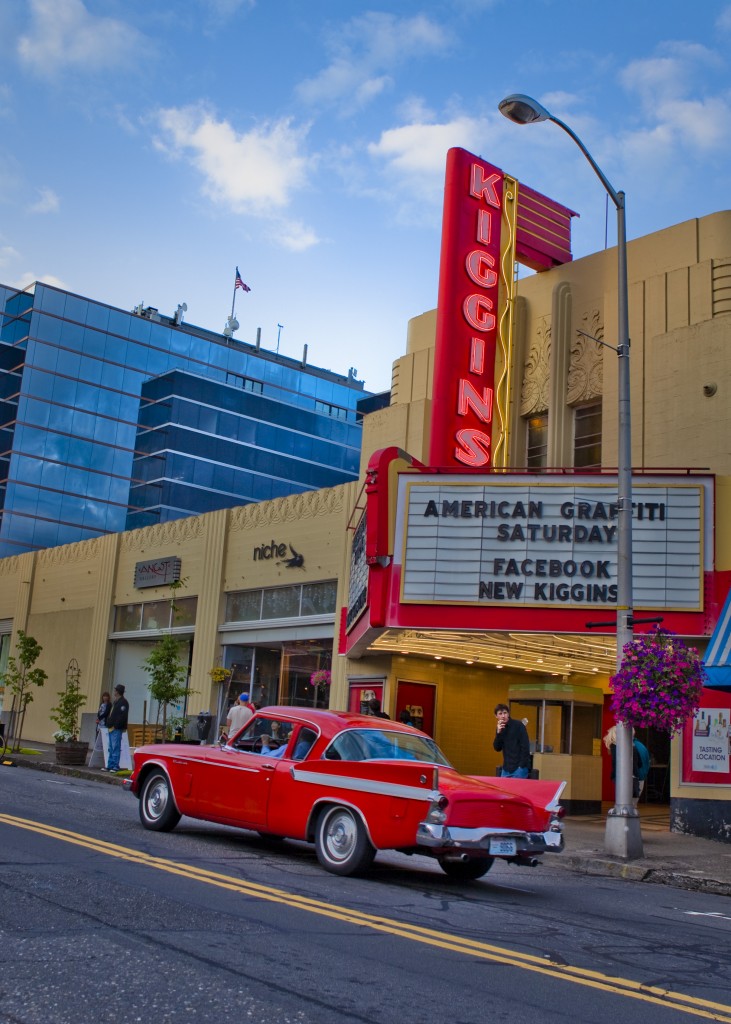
[124,707,565,880]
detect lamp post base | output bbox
[604,808,644,859]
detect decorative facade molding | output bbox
[520,317,551,415]
[567,310,604,405]
[37,535,106,566]
[230,486,345,531]
[712,258,731,317]
[120,515,205,551]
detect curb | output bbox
[3,756,125,784]
[547,853,731,897]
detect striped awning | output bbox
[703,588,731,689]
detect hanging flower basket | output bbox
[610,628,706,735]
[208,666,232,685]
[310,669,332,689]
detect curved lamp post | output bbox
[498,94,642,858]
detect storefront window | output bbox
[262,586,300,619]
[224,581,337,623]
[220,641,332,712]
[172,597,197,627]
[279,641,329,708]
[115,604,142,631]
[510,699,601,755]
[141,600,174,631]
[226,590,262,621]
[301,581,337,615]
[114,597,197,633]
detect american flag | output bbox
[235,267,251,292]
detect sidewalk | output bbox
[4,742,731,896]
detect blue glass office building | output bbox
[0,282,369,557]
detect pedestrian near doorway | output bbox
[368,697,390,719]
[493,703,531,778]
[104,685,129,772]
[603,725,645,806]
[224,692,255,740]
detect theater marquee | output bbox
[393,475,712,612]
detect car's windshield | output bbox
[324,728,452,766]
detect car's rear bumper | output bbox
[416,821,564,856]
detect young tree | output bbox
[141,578,194,740]
[142,633,190,740]
[1,630,48,751]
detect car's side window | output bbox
[292,727,317,760]
[232,717,293,754]
[324,730,367,761]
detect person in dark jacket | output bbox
[104,684,129,772]
[96,691,112,733]
[368,697,390,719]
[493,703,531,778]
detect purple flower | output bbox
[609,628,705,734]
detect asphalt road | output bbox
[1,767,731,1024]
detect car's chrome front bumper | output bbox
[416,821,564,856]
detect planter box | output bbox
[55,741,89,766]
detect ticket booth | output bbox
[508,682,604,814]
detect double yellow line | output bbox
[2,811,730,1021]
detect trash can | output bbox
[197,712,213,742]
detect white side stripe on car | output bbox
[291,768,438,802]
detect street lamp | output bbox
[498,93,642,858]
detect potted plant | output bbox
[50,659,89,765]
[166,712,199,744]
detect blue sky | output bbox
[1,1,730,393]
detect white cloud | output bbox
[153,105,320,248]
[366,114,490,222]
[370,117,485,176]
[28,186,59,214]
[15,271,67,290]
[0,245,20,269]
[276,219,320,253]
[297,13,451,112]
[716,5,731,31]
[17,0,147,77]
[619,41,731,156]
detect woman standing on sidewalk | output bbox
[96,691,112,734]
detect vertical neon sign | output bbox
[430,148,504,468]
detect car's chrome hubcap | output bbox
[326,812,356,861]
[148,782,167,818]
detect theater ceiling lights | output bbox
[370,630,617,677]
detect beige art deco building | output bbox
[1,211,730,838]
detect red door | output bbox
[396,681,436,736]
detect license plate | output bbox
[489,838,517,856]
